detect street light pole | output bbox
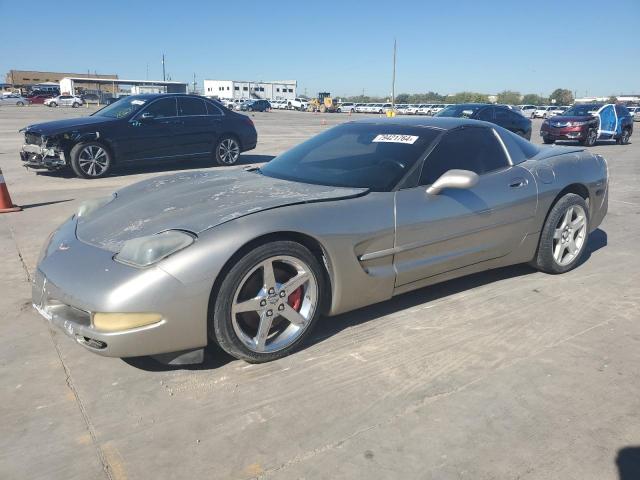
[391,38,397,112]
[162,54,166,81]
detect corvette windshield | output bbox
[260,123,440,191]
[94,97,147,118]
[563,104,602,116]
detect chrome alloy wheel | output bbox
[231,255,318,353]
[78,145,108,176]
[217,138,240,164]
[552,205,587,266]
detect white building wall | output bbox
[203,79,297,101]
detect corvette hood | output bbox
[76,169,367,252]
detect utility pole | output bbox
[391,38,397,111]
[193,73,197,94]
[162,54,166,81]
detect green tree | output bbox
[549,88,573,105]
[395,93,410,104]
[522,94,547,105]
[607,96,618,104]
[447,92,489,104]
[496,90,522,105]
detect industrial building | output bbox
[203,79,297,101]
[59,77,188,96]
[5,70,118,91]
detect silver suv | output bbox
[44,95,83,108]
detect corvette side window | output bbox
[420,127,509,185]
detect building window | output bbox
[288,88,293,93]
[235,86,239,91]
[243,86,248,91]
[227,86,230,90]
[276,88,280,92]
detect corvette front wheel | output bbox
[211,241,325,363]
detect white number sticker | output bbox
[372,134,419,144]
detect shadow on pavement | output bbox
[123,225,607,372]
[616,447,640,480]
[19,199,74,209]
[35,154,275,179]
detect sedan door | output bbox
[116,97,180,162]
[393,126,537,287]
[174,97,220,157]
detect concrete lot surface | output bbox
[1,105,639,480]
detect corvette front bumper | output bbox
[32,217,209,358]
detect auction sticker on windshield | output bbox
[372,134,419,144]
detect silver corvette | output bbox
[33,117,608,364]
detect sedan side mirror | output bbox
[426,169,479,195]
[139,112,155,122]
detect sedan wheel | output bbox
[532,193,589,274]
[70,142,112,179]
[211,241,324,362]
[617,129,630,145]
[215,136,240,166]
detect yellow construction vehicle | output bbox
[307,92,338,113]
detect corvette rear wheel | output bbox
[532,193,589,274]
[211,241,325,362]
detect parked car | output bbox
[337,102,356,113]
[0,94,29,106]
[540,103,633,146]
[405,104,421,115]
[395,104,411,114]
[241,99,271,112]
[271,100,288,110]
[532,106,556,118]
[548,106,569,117]
[517,105,537,117]
[436,103,532,139]
[20,94,258,178]
[428,104,447,115]
[626,106,640,121]
[27,95,53,105]
[288,97,309,111]
[31,117,609,364]
[354,103,368,113]
[44,95,83,108]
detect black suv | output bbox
[436,104,532,140]
[20,94,258,178]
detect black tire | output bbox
[616,128,631,145]
[72,102,79,108]
[336,108,342,113]
[215,134,241,166]
[49,102,57,107]
[17,101,24,106]
[543,137,555,144]
[531,193,589,274]
[581,128,598,147]
[210,241,326,362]
[70,141,112,179]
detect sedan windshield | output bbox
[436,105,483,118]
[260,123,440,191]
[93,96,148,118]
[563,104,602,116]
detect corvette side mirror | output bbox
[426,169,479,195]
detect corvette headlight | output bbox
[77,194,116,218]
[115,230,195,267]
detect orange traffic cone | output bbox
[0,167,21,213]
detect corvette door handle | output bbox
[509,178,528,188]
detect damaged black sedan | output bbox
[19,94,258,178]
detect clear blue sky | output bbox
[1,0,638,97]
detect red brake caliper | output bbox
[287,286,303,311]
